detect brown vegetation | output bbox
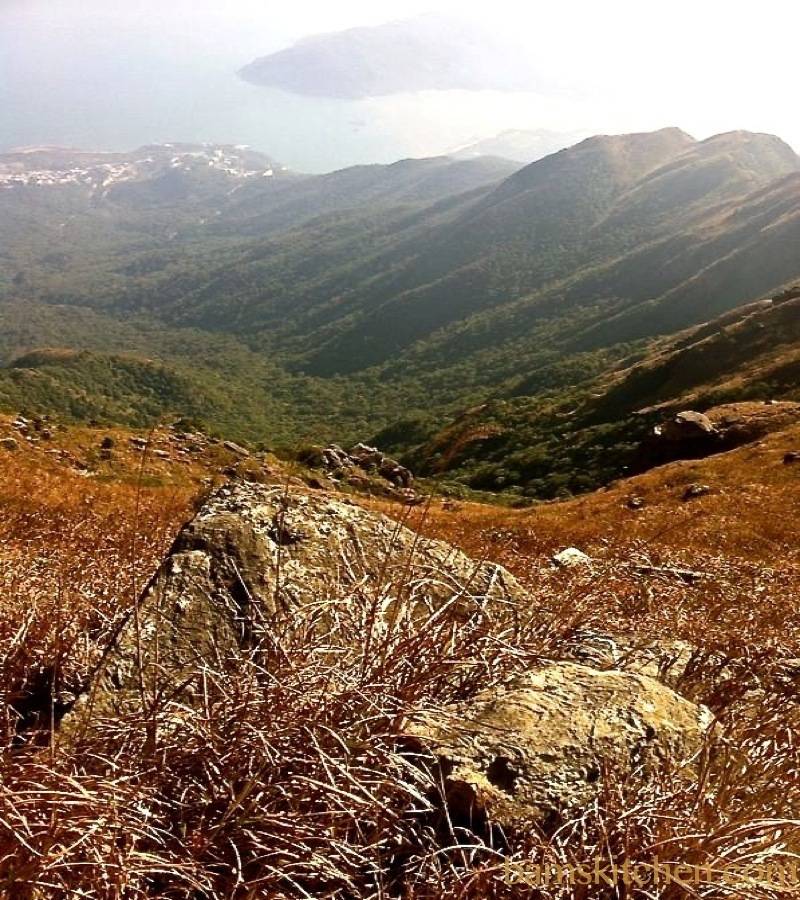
[1,421,800,897]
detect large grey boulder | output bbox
[402,661,713,830]
[637,402,800,471]
[657,410,716,442]
[74,481,525,722]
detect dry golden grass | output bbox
[0,446,195,740]
[393,422,800,569]
[1,422,800,897]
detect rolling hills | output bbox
[1,128,800,498]
[408,284,800,497]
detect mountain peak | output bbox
[695,130,800,167]
[567,127,696,161]
[577,126,695,148]
[635,129,800,192]
[494,127,695,203]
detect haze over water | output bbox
[0,2,560,171]
[2,0,798,173]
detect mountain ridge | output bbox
[2,127,800,498]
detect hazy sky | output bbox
[1,0,798,170]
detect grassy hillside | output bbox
[0,318,410,447]
[404,284,800,497]
[2,131,800,499]
[3,412,800,896]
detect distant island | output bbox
[239,15,542,99]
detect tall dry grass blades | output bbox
[2,462,800,896]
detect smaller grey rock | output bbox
[552,547,592,569]
[402,662,713,830]
[223,440,249,457]
[0,437,19,451]
[682,483,711,500]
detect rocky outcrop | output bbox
[349,443,413,488]
[61,479,718,837]
[331,442,413,488]
[73,482,524,722]
[636,401,800,470]
[302,442,415,497]
[772,285,800,305]
[637,410,719,470]
[0,413,56,451]
[659,410,716,441]
[403,662,713,831]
